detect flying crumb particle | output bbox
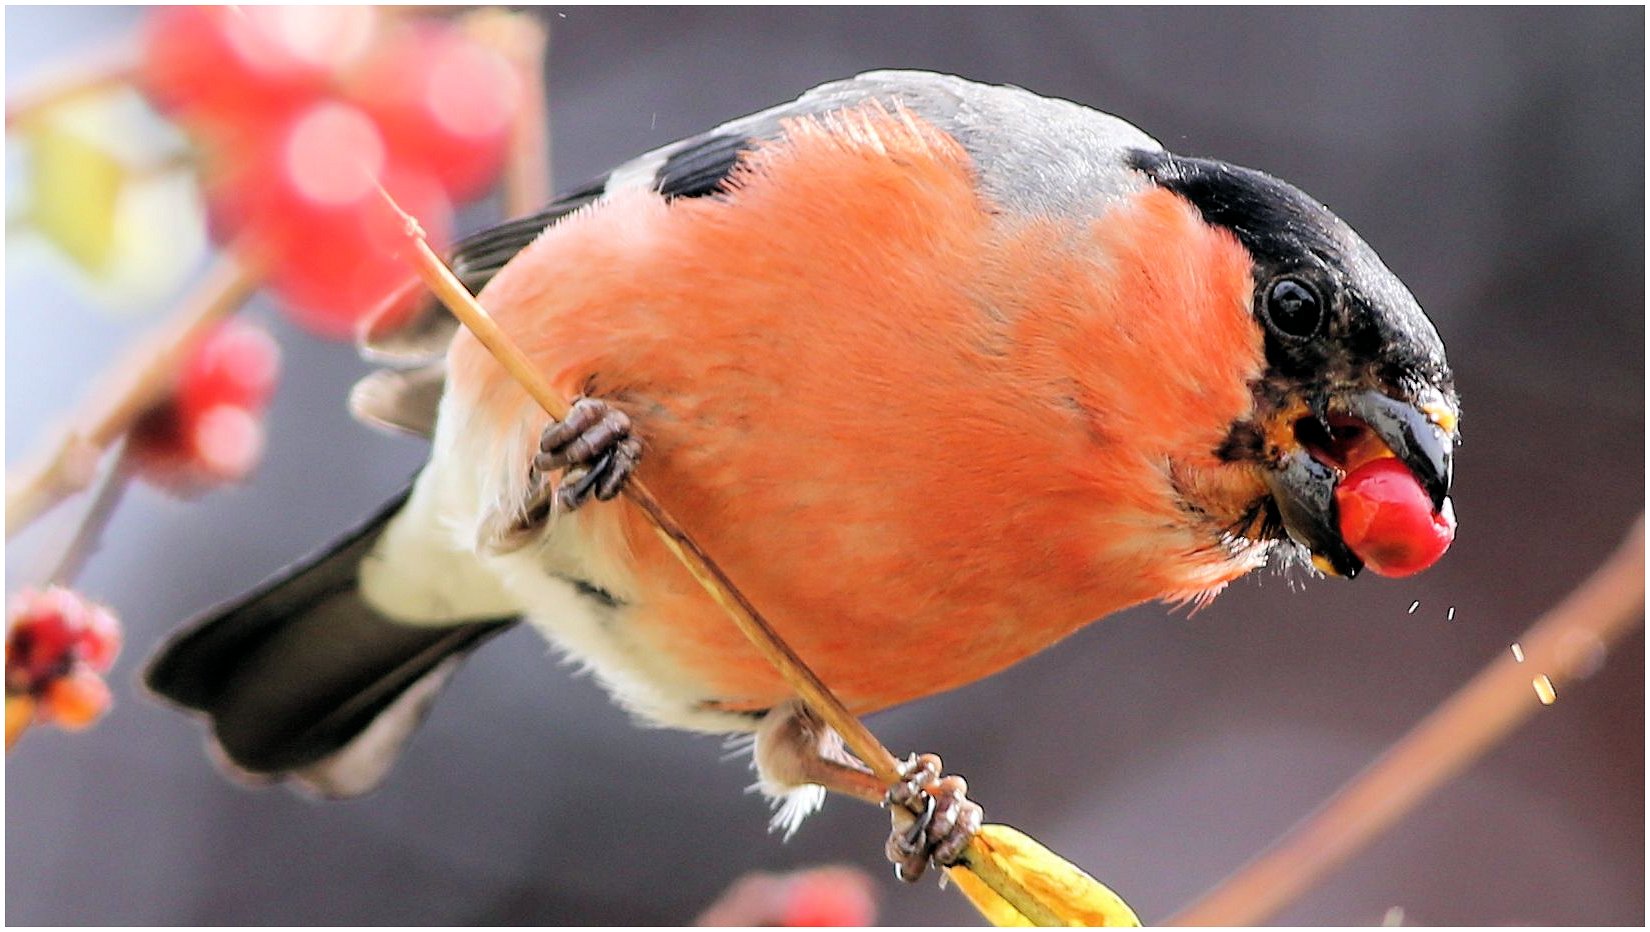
[1381,905,1406,926]
[1511,643,1524,663]
[1533,674,1557,705]
[1407,600,1420,614]
[1447,606,1456,621]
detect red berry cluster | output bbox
[130,320,282,490]
[6,587,123,734]
[139,7,522,338]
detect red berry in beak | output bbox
[1335,457,1456,577]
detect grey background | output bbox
[6,6,1643,926]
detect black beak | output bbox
[1343,390,1455,510]
[1262,388,1456,578]
[1263,450,1365,578]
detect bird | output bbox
[146,70,1458,880]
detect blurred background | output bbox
[5,6,1643,926]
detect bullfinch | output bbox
[146,70,1459,878]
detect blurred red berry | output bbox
[130,399,267,490]
[189,404,267,481]
[779,868,878,927]
[207,100,384,247]
[267,162,452,338]
[75,602,123,674]
[128,402,203,493]
[177,320,282,422]
[211,101,453,338]
[38,668,112,730]
[6,589,82,691]
[6,587,123,696]
[139,6,377,127]
[696,866,878,927]
[130,320,280,490]
[139,7,495,340]
[346,22,522,200]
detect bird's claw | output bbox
[883,753,982,883]
[530,396,642,513]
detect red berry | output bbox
[1335,457,1456,577]
[345,22,521,200]
[189,405,266,481]
[6,588,123,691]
[211,100,452,338]
[140,7,375,132]
[778,868,877,927]
[130,320,278,490]
[7,588,86,689]
[75,603,123,674]
[130,395,268,492]
[178,321,282,423]
[39,668,111,730]
[128,403,202,492]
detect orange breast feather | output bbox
[449,105,1266,712]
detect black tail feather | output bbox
[146,487,515,782]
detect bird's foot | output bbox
[884,753,983,883]
[530,395,643,514]
[749,703,982,883]
[482,396,642,554]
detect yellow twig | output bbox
[1168,516,1645,926]
[5,253,262,538]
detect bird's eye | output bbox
[1263,277,1324,339]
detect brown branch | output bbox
[4,39,137,129]
[1167,516,1646,926]
[463,8,551,215]
[5,252,262,538]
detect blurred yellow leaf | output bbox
[21,110,126,273]
[11,87,208,311]
[950,824,1141,927]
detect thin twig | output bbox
[45,440,134,587]
[1167,516,1645,926]
[4,39,137,129]
[5,252,262,538]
